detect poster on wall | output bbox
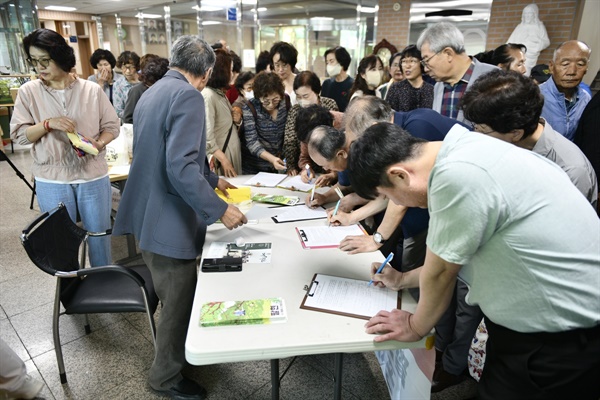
[172,20,190,40]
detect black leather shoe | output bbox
[157,377,207,399]
[431,367,466,393]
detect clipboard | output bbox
[300,274,401,320]
[272,205,327,223]
[295,224,368,249]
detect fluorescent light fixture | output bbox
[45,5,77,12]
[135,13,161,19]
[310,17,334,21]
[242,0,257,4]
[250,7,267,12]
[192,5,222,12]
[202,21,222,25]
[356,5,379,13]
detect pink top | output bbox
[11,78,119,182]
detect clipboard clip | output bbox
[299,229,308,242]
[304,280,318,296]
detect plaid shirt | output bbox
[440,63,475,119]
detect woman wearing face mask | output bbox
[349,54,384,101]
[88,48,122,105]
[386,45,434,112]
[321,46,353,112]
[282,71,338,182]
[231,71,255,132]
[240,72,290,174]
[376,52,404,100]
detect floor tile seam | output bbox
[2,298,54,319]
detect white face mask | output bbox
[245,90,254,99]
[327,64,343,77]
[298,99,313,108]
[365,70,383,88]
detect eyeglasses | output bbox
[273,62,289,71]
[470,122,495,135]
[260,97,281,106]
[122,64,136,71]
[420,51,442,69]
[390,62,401,68]
[27,58,52,68]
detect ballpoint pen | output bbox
[310,182,317,203]
[368,252,394,286]
[305,164,311,182]
[334,186,344,200]
[329,199,341,227]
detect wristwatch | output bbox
[373,232,386,244]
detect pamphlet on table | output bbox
[200,297,287,327]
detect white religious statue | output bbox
[508,3,550,76]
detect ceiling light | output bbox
[202,21,222,25]
[45,5,77,12]
[250,7,267,12]
[135,13,161,19]
[311,17,334,21]
[242,0,257,4]
[357,5,379,13]
[192,5,222,12]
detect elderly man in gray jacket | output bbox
[114,36,246,399]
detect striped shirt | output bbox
[241,97,288,174]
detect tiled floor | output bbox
[0,149,476,399]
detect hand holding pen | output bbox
[368,252,394,287]
[328,199,341,227]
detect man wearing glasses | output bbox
[416,22,497,124]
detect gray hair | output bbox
[307,126,346,161]
[416,22,465,54]
[170,35,215,78]
[343,96,393,137]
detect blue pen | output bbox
[305,164,311,181]
[368,252,394,286]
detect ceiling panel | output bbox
[35,0,379,21]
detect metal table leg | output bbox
[334,353,344,400]
[271,359,280,400]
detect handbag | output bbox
[213,123,235,173]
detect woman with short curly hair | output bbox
[241,71,289,174]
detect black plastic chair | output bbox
[20,203,158,384]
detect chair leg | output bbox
[53,280,67,384]
[30,181,36,210]
[141,287,157,348]
[84,314,91,334]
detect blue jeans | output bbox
[35,177,112,267]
